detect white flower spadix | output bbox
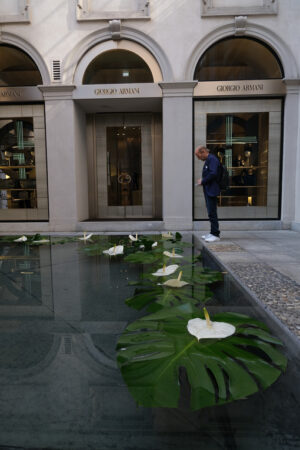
[33,239,50,244]
[129,234,138,241]
[163,248,183,258]
[187,308,236,340]
[162,271,188,288]
[152,264,179,277]
[103,244,124,256]
[14,235,27,242]
[78,232,93,241]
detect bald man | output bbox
[195,145,221,242]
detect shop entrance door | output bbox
[87,113,162,219]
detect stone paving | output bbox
[200,230,300,339]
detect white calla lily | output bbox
[129,234,138,241]
[161,232,173,239]
[152,264,179,277]
[162,271,188,288]
[14,235,27,242]
[187,308,236,340]
[79,232,93,241]
[163,248,183,258]
[103,244,124,256]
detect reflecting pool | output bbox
[0,234,299,450]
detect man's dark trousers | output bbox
[204,190,220,237]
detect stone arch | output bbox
[185,22,299,81]
[64,26,173,84]
[0,31,51,85]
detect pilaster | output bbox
[159,82,197,230]
[38,85,88,230]
[282,79,300,229]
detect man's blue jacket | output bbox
[201,153,221,197]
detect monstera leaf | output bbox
[117,303,287,410]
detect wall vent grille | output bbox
[63,336,72,355]
[51,59,62,82]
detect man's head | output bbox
[195,146,210,161]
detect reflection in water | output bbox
[0,236,299,450]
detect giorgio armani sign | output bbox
[194,80,286,97]
[0,87,43,102]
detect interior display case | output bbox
[0,105,48,221]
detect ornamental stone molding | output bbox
[185,21,299,81]
[38,85,76,101]
[109,19,121,41]
[0,31,51,84]
[0,0,30,24]
[159,82,197,98]
[284,79,300,94]
[63,26,173,84]
[76,0,150,21]
[234,16,247,36]
[201,0,278,17]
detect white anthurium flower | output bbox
[161,232,173,239]
[187,308,236,340]
[152,264,179,277]
[162,271,188,288]
[33,239,50,244]
[163,248,183,258]
[14,235,27,242]
[129,234,138,241]
[78,232,93,241]
[103,244,124,256]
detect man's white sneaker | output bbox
[205,235,220,242]
[201,233,212,239]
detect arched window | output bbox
[194,37,284,81]
[0,44,42,86]
[83,49,154,84]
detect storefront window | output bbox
[194,37,283,81]
[194,99,282,220]
[0,44,42,86]
[0,117,36,209]
[83,49,153,84]
[206,112,269,207]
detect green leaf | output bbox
[117,306,287,410]
[124,251,161,264]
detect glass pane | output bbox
[206,112,269,207]
[194,38,283,81]
[107,126,142,206]
[0,118,37,209]
[83,50,153,84]
[0,44,42,86]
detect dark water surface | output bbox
[0,235,299,450]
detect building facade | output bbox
[0,0,299,232]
